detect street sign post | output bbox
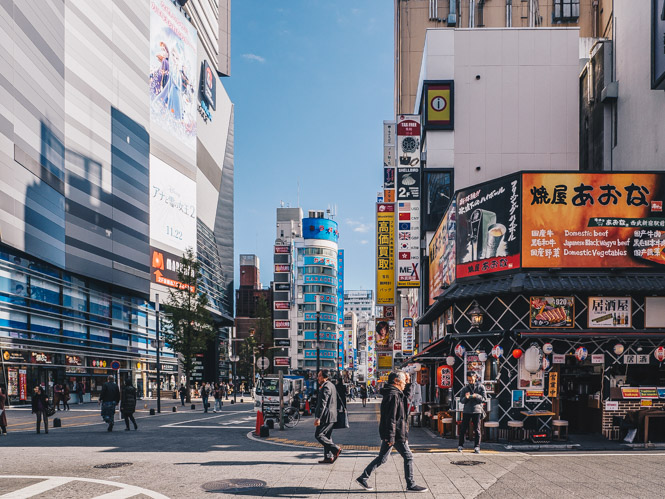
[256,357,270,370]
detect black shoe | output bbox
[318,458,334,464]
[407,485,428,493]
[125,428,130,431]
[356,477,373,491]
[134,425,138,430]
[332,447,342,461]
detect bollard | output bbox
[172,406,177,412]
[149,408,155,415]
[53,418,61,428]
[266,419,274,429]
[259,424,270,437]
[191,404,196,410]
[240,398,244,403]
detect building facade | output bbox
[0,0,234,402]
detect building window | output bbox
[553,0,579,22]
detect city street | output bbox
[1,399,664,498]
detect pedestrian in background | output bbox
[53,381,63,411]
[201,382,209,412]
[179,384,186,406]
[77,381,84,404]
[32,386,49,434]
[360,384,368,407]
[99,375,120,432]
[213,382,223,412]
[63,382,70,411]
[0,386,8,436]
[121,379,138,431]
[314,369,341,464]
[458,372,487,454]
[356,371,427,493]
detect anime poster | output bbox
[150,0,197,150]
[374,318,395,352]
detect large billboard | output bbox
[302,218,339,242]
[149,155,197,253]
[376,203,395,305]
[522,173,665,268]
[149,0,198,150]
[428,200,456,305]
[456,175,521,278]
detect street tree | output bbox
[162,248,215,402]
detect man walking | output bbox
[458,372,487,454]
[179,384,186,406]
[356,371,427,493]
[121,379,138,431]
[313,369,341,464]
[99,375,120,432]
[201,382,209,413]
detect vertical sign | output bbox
[423,80,454,130]
[402,317,414,356]
[396,115,421,288]
[376,203,395,304]
[384,120,396,203]
[19,369,27,401]
[337,249,345,327]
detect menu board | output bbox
[518,355,544,389]
[621,387,641,399]
[529,296,574,328]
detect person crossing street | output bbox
[99,375,120,432]
[314,369,341,464]
[458,372,487,454]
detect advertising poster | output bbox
[456,174,521,278]
[376,204,395,304]
[529,296,574,328]
[7,368,18,396]
[377,352,393,370]
[522,173,665,268]
[588,297,632,328]
[428,200,456,305]
[150,246,194,291]
[518,356,544,390]
[374,318,395,352]
[19,369,27,401]
[149,155,197,253]
[396,115,421,167]
[397,200,420,287]
[512,390,524,409]
[149,0,197,150]
[464,352,484,382]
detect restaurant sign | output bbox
[529,297,574,328]
[588,297,632,328]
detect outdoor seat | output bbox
[552,419,569,441]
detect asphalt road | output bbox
[1,399,663,498]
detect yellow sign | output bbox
[548,372,558,398]
[376,204,395,305]
[424,81,454,130]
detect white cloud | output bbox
[242,53,266,63]
[360,240,368,245]
[353,224,370,233]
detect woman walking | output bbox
[32,386,49,434]
[0,386,8,436]
[63,382,71,411]
[121,379,138,431]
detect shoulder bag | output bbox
[332,392,350,429]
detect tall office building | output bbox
[344,290,376,323]
[0,0,234,402]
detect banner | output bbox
[376,204,395,304]
[428,200,456,305]
[397,200,420,287]
[522,173,665,268]
[396,115,421,167]
[456,174,521,278]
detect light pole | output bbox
[155,293,161,414]
[315,295,321,389]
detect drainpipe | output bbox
[592,1,599,38]
[506,0,512,27]
[478,0,485,27]
[469,0,475,28]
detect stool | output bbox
[507,420,524,442]
[552,420,568,441]
[483,421,499,442]
[431,414,439,432]
[410,413,421,427]
[441,417,454,438]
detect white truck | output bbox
[254,375,304,417]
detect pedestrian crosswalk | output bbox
[0,475,167,498]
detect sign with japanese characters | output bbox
[456,174,521,279]
[428,200,456,305]
[529,297,574,328]
[396,115,421,167]
[652,0,665,90]
[588,297,632,328]
[522,173,665,269]
[376,204,395,304]
[397,200,420,288]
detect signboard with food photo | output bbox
[529,296,574,328]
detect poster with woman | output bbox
[374,319,394,351]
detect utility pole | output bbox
[278,371,284,431]
[315,295,321,390]
[156,293,161,414]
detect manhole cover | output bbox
[93,462,133,469]
[451,460,485,466]
[201,479,267,492]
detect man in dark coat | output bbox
[458,372,487,453]
[31,386,49,434]
[314,369,341,464]
[99,375,120,432]
[121,379,138,431]
[356,371,427,493]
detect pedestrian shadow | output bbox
[217,486,390,497]
[175,461,314,467]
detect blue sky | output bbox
[224,1,393,291]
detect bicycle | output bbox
[283,406,301,428]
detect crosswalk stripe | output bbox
[0,477,71,498]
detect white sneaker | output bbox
[474,447,480,454]
[457,446,463,452]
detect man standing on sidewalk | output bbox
[356,371,427,493]
[313,369,341,464]
[458,372,487,454]
[99,375,120,432]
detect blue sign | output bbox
[304,293,336,304]
[304,331,338,341]
[304,256,335,267]
[304,349,336,359]
[399,222,411,231]
[337,249,344,326]
[302,218,339,242]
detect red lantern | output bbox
[655,346,665,362]
[512,348,523,359]
[436,365,453,389]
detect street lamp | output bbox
[469,302,484,328]
[315,295,321,389]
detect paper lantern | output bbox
[478,352,488,362]
[655,346,665,362]
[436,365,454,389]
[613,343,624,356]
[542,357,550,370]
[446,356,455,366]
[512,348,523,359]
[575,346,588,361]
[454,344,466,358]
[542,343,553,355]
[524,345,542,374]
[491,345,503,359]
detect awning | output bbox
[419,271,665,325]
[448,331,504,339]
[402,336,449,364]
[518,329,665,339]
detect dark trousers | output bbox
[124,412,137,429]
[36,410,48,433]
[202,397,208,412]
[360,440,415,488]
[63,398,69,410]
[459,413,482,448]
[314,422,339,459]
[180,394,185,406]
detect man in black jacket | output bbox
[99,375,120,432]
[121,379,138,431]
[458,372,487,453]
[313,369,341,464]
[356,371,427,493]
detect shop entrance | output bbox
[556,359,603,434]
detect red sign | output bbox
[274,302,289,310]
[393,341,402,351]
[436,365,453,389]
[417,366,429,385]
[274,357,290,366]
[274,264,290,273]
[621,387,641,399]
[31,352,52,364]
[274,320,290,329]
[18,369,27,401]
[652,200,662,212]
[274,245,290,254]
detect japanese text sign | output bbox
[376,204,395,304]
[588,297,632,328]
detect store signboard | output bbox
[605,401,619,411]
[645,297,665,328]
[588,297,632,328]
[274,301,289,310]
[428,200,456,305]
[639,387,659,399]
[274,320,290,329]
[396,115,421,167]
[591,354,605,364]
[456,174,521,278]
[274,357,290,366]
[384,167,395,189]
[384,120,396,167]
[274,264,290,273]
[522,173,665,269]
[624,354,650,364]
[274,245,290,254]
[19,369,27,401]
[621,387,641,399]
[553,353,566,364]
[376,203,395,304]
[31,352,53,364]
[529,297,574,328]
[401,317,414,356]
[548,372,558,398]
[423,80,454,130]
